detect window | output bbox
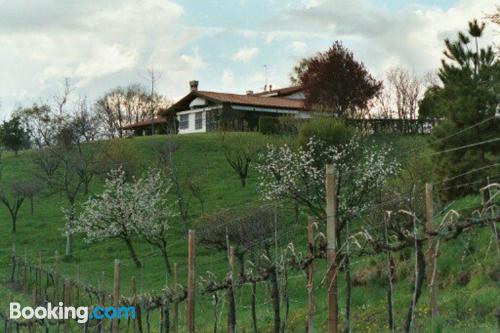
[195,112,203,130]
[179,114,189,130]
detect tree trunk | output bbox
[404,241,425,333]
[11,215,17,233]
[251,281,258,333]
[239,175,246,187]
[270,266,281,333]
[345,250,352,333]
[125,239,142,268]
[161,245,172,274]
[66,230,73,258]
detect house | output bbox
[123,81,309,135]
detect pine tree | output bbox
[424,19,499,200]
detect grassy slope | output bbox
[0,133,498,332]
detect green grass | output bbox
[0,133,498,332]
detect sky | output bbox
[0,0,497,117]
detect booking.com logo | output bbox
[10,302,136,324]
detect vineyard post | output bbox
[64,279,72,333]
[113,259,121,333]
[227,245,236,333]
[425,183,438,329]
[307,217,314,333]
[131,277,138,333]
[187,230,195,333]
[172,263,178,333]
[325,164,338,333]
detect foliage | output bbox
[13,103,60,148]
[298,117,356,148]
[96,139,141,180]
[220,133,267,187]
[257,136,400,222]
[421,19,500,200]
[293,41,382,117]
[0,116,31,154]
[195,205,275,257]
[259,116,281,135]
[71,168,175,268]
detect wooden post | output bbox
[227,246,236,333]
[325,164,338,333]
[307,217,314,333]
[172,263,178,333]
[425,183,438,330]
[131,277,138,333]
[64,279,72,333]
[113,260,121,333]
[187,230,195,333]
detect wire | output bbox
[433,162,500,185]
[425,137,500,157]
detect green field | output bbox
[0,133,498,332]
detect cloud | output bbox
[288,41,309,53]
[0,0,200,113]
[232,46,260,62]
[264,0,497,77]
[222,70,235,86]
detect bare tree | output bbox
[385,67,423,120]
[220,133,265,187]
[34,122,97,257]
[155,141,205,235]
[0,183,27,233]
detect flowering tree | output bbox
[257,136,399,329]
[132,170,177,273]
[257,137,400,225]
[70,168,176,269]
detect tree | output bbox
[155,141,205,235]
[34,122,97,257]
[257,136,399,329]
[293,41,382,117]
[71,168,142,268]
[0,116,31,154]
[220,133,265,187]
[133,170,177,273]
[382,67,423,120]
[421,19,499,200]
[0,183,27,233]
[94,84,170,138]
[14,104,62,148]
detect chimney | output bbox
[246,90,254,96]
[189,80,199,92]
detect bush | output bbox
[259,116,281,135]
[96,139,141,180]
[298,117,356,147]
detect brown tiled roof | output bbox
[121,117,167,130]
[196,91,305,109]
[253,85,304,97]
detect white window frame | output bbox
[195,112,203,130]
[179,114,189,130]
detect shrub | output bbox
[259,116,281,135]
[298,117,356,147]
[95,139,141,180]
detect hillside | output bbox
[0,133,498,332]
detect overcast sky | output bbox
[0,0,497,117]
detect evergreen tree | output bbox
[0,116,31,155]
[423,19,499,200]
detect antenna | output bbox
[264,64,268,91]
